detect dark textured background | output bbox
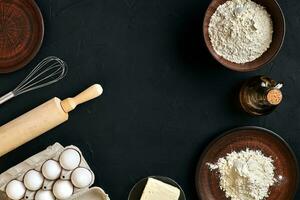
[0,0,299,199]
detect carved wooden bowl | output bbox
[0,0,44,73]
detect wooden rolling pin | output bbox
[0,84,103,157]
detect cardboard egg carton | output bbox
[0,143,110,200]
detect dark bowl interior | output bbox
[0,0,44,74]
[203,0,285,72]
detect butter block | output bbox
[140,178,180,200]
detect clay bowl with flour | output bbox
[195,126,299,200]
[203,0,285,72]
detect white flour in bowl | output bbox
[207,149,276,200]
[208,0,273,64]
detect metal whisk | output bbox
[0,56,67,105]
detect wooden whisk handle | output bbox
[61,84,103,113]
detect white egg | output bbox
[5,180,26,200]
[42,160,62,180]
[35,190,55,200]
[52,180,73,199]
[24,170,44,191]
[59,149,81,170]
[71,167,93,188]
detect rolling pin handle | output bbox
[61,84,103,113]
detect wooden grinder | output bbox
[0,84,103,157]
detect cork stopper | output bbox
[266,89,282,105]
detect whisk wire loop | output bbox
[0,56,67,105]
[12,56,68,97]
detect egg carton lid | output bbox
[67,187,109,200]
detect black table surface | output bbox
[0,0,299,199]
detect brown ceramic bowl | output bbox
[0,0,44,73]
[195,126,299,200]
[203,0,285,72]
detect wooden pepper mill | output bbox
[239,76,283,116]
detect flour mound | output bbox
[208,0,273,64]
[207,149,276,200]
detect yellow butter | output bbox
[140,178,180,200]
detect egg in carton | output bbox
[0,143,109,200]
